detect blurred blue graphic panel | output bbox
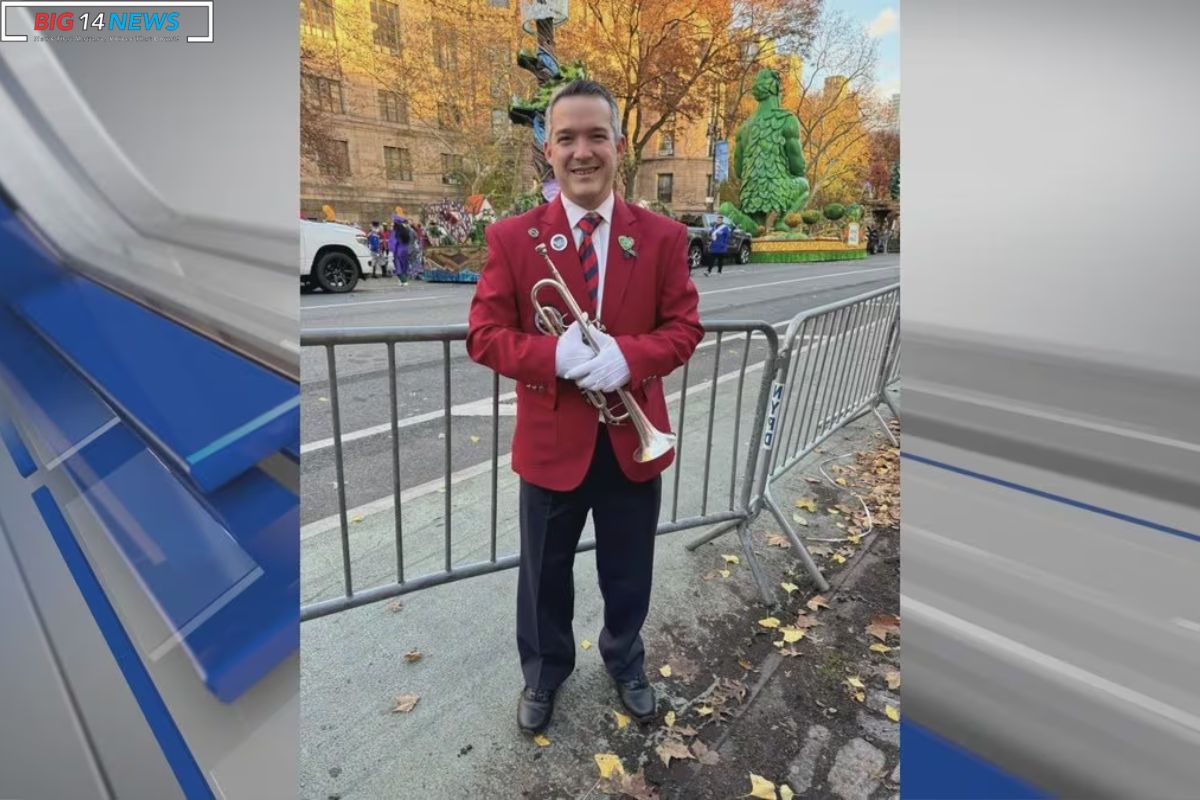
[902,719,1047,799]
[16,275,298,492]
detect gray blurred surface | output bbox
[904,1,1200,795]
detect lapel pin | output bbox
[528,227,539,238]
[550,233,569,252]
[618,235,637,258]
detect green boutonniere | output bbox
[618,235,637,258]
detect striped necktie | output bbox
[577,212,602,308]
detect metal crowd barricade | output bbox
[300,320,782,621]
[688,284,901,592]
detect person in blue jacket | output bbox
[706,216,732,276]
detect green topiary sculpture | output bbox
[719,69,811,234]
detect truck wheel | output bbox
[315,252,360,293]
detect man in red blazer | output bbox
[467,79,703,735]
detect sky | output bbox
[832,0,900,100]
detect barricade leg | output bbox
[685,518,741,551]
[733,519,778,607]
[762,484,831,593]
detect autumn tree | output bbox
[793,8,882,206]
[866,127,899,200]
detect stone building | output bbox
[301,0,735,222]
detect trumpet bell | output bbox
[634,430,677,463]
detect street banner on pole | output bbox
[714,141,729,183]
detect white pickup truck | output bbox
[300,219,372,293]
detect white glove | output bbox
[565,338,631,393]
[555,320,602,378]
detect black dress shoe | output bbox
[517,687,555,734]
[615,676,657,722]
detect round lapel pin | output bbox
[550,233,569,252]
[527,227,539,239]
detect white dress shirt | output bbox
[559,191,614,319]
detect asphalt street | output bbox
[299,254,899,526]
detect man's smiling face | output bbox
[544,95,626,210]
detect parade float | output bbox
[719,69,867,264]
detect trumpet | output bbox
[531,243,676,464]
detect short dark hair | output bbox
[545,79,623,141]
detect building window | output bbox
[657,173,673,204]
[658,131,675,156]
[432,21,458,71]
[489,0,509,7]
[491,108,509,132]
[301,0,334,36]
[303,75,344,115]
[438,101,461,128]
[321,140,351,178]
[489,46,510,99]
[441,153,464,184]
[371,0,401,52]
[707,173,714,199]
[384,146,412,181]
[378,90,408,124]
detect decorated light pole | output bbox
[510,0,585,203]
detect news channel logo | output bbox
[1,2,213,43]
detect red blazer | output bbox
[467,195,703,491]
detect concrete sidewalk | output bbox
[299,376,900,799]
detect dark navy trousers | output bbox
[517,423,661,691]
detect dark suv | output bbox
[679,213,753,270]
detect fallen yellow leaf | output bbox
[780,786,796,800]
[791,513,809,526]
[886,705,900,722]
[613,710,630,730]
[854,691,865,702]
[870,643,892,654]
[747,773,779,799]
[391,694,419,714]
[836,477,848,486]
[846,676,865,689]
[848,533,862,545]
[581,639,593,650]
[594,753,624,778]
[720,569,731,578]
[806,596,829,612]
[828,508,840,515]
[697,706,714,716]
[794,498,817,513]
[781,582,799,595]
[779,628,805,643]
[665,710,676,728]
[660,664,673,678]
[758,617,782,628]
[469,435,481,443]
[722,554,741,564]
[533,734,551,747]
[352,515,364,524]
[832,553,847,564]
[886,670,901,690]
[773,640,784,648]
